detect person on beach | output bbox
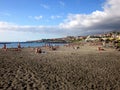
[3,44,7,51]
[17,43,21,51]
[35,48,42,53]
[102,41,106,47]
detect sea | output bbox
[0,42,67,48]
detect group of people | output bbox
[2,43,21,51]
[2,43,58,53]
[35,46,58,54]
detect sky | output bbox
[0,0,120,41]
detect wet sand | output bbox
[0,45,120,90]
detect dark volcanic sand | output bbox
[0,47,120,90]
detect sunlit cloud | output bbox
[59,0,120,34]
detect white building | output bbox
[85,35,100,42]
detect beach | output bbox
[0,44,120,90]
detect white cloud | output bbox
[59,0,120,34]
[51,15,62,19]
[0,21,70,38]
[34,16,43,20]
[28,15,43,20]
[0,0,120,37]
[59,11,107,29]
[0,21,59,33]
[40,4,49,9]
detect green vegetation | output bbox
[70,39,83,43]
